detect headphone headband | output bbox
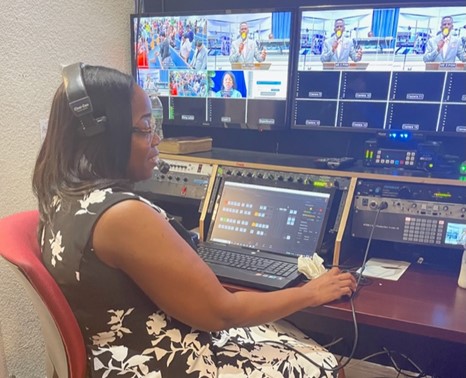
[62,63,107,137]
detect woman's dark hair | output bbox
[221,71,237,89]
[33,65,135,225]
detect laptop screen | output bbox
[208,180,334,257]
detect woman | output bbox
[136,36,149,68]
[215,71,242,98]
[33,63,355,377]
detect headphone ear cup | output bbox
[62,63,107,137]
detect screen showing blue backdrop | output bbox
[292,5,466,136]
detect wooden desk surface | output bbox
[225,266,466,344]
[312,265,466,344]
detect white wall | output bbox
[0,1,134,376]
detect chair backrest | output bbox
[0,210,87,378]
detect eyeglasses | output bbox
[132,114,163,140]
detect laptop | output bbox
[198,177,335,290]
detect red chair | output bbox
[0,210,87,378]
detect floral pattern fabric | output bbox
[41,189,337,377]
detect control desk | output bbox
[136,148,466,267]
[134,148,466,377]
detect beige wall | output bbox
[0,1,134,375]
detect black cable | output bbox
[322,337,344,349]
[383,347,427,378]
[360,347,427,378]
[325,264,373,287]
[355,201,388,287]
[316,200,388,375]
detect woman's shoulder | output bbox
[71,188,167,219]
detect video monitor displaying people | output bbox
[131,10,293,130]
[292,5,466,136]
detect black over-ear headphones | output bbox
[62,62,107,137]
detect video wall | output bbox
[131,5,466,136]
[132,10,293,130]
[292,5,466,134]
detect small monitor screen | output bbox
[338,101,387,129]
[440,104,466,133]
[208,180,334,257]
[292,5,466,137]
[294,100,338,127]
[444,222,466,246]
[389,72,444,102]
[296,71,340,99]
[386,103,440,131]
[132,10,293,130]
[444,72,466,102]
[340,71,391,101]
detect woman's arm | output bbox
[93,200,355,331]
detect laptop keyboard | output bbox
[198,246,297,277]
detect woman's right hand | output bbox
[302,267,356,306]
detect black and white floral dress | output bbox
[41,188,337,377]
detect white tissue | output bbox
[297,253,327,279]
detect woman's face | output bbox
[126,85,161,182]
[223,74,234,91]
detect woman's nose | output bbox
[151,132,162,146]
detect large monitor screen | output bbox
[131,10,294,131]
[292,5,466,136]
